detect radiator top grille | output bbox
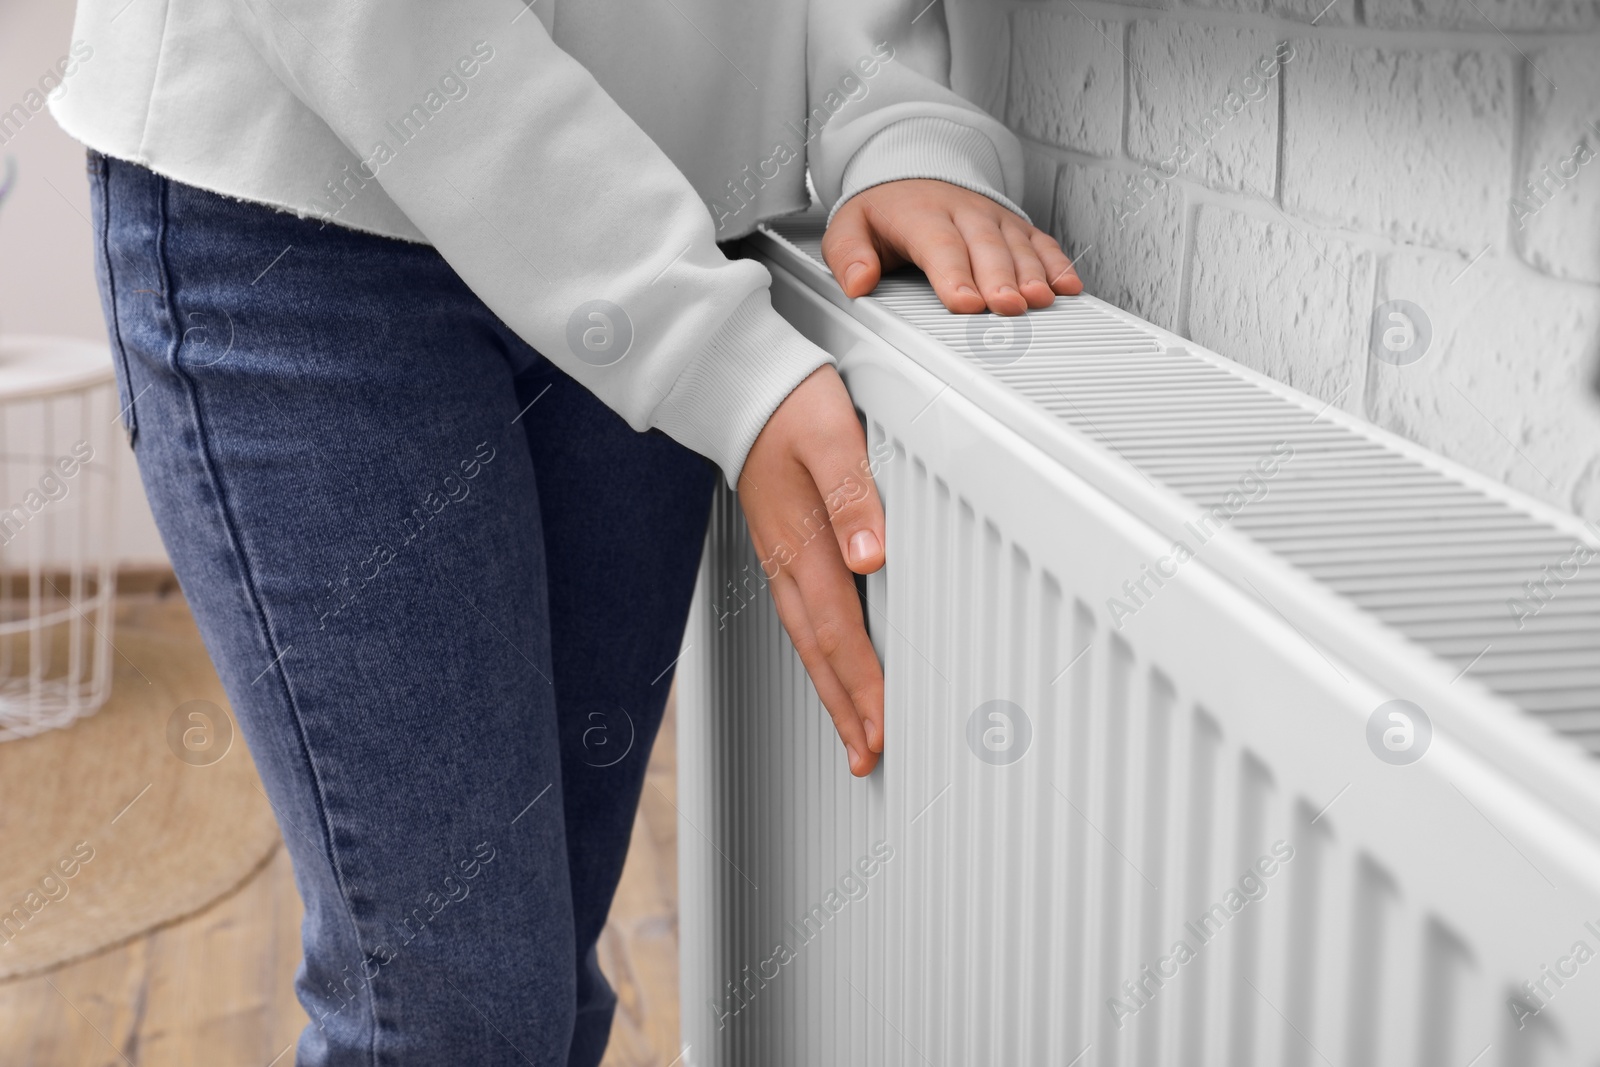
[761,212,1600,757]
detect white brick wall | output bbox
[1519,41,1600,283]
[1188,204,1378,402]
[1006,8,1126,157]
[1129,22,1281,196]
[1283,42,1515,253]
[949,0,1600,522]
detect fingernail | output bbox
[844,262,869,289]
[865,720,881,751]
[999,285,1019,298]
[849,529,880,565]
[846,744,861,770]
[957,285,980,299]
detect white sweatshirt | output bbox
[50,0,1027,484]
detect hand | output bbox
[739,365,886,777]
[822,178,1082,316]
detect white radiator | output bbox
[676,213,1600,1067]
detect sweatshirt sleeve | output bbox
[807,0,1030,225]
[223,0,831,487]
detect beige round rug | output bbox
[0,588,281,982]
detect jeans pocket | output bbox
[87,150,140,450]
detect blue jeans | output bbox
[87,152,715,1066]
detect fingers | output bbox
[781,376,886,762]
[745,509,885,773]
[953,213,1030,316]
[802,563,886,761]
[738,365,887,775]
[765,351,885,575]
[770,557,885,772]
[855,192,987,315]
[1004,221,1057,310]
[833,183,1083,313]
[821,204,884,299]
[802,393,886,577]
[1032,228,1084,296]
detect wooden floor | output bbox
[0,691,683,1067]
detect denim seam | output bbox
[96,155,138,448]
[150,176,382,1067]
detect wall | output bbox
[2,1,168,565]
[951,0,1600,522]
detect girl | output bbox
[52,1,1079,1061]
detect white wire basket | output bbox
[0,335,119,742]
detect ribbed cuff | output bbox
[650,290,836,488]
[829,116,1031,225]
